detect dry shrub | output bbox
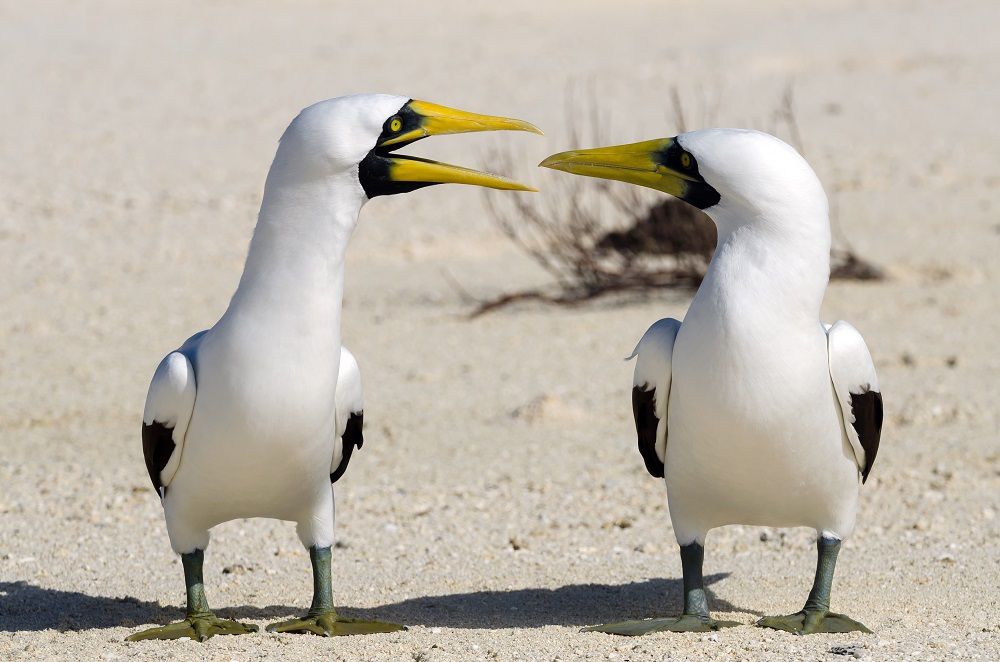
[470,84,881,317]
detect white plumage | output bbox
[632,313,879,543]
[543,127,883,634]
[142,346,197,495]
[827,321,881,480]
[331,346,364,476]
[132,94,539,642]
[624,129,880,546]
[145,95,412,555]
[143,340,364,532]
[629,317,680,471]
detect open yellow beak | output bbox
[363,99,541,195]
[387,155,536,191]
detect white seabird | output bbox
[131,94,540,642]
[540,129,883,635]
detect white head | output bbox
[273,94,410,185]
[237,96,540,314]
[268,93,540,202]
[677,129,828,231]
[540,128,828,235]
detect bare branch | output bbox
[467,83,883,317]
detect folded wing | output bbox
[629,318,681,478]
[142,349,198,498]
[330,346,364,484]
[827,321,883,483]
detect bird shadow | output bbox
[0,574,757,633]
[0,581,295,633]
[346,573,758,629]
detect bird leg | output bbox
[582,542,740,635]
[265,545,405,636]
[126,549,258,642]
[757,535,872,634]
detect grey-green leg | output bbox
[757,535,872,634]
[266,546,405,637]
[582,542,740,635]
[127,549,258,642]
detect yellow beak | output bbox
[538,138,694,197]
[366,99,541,194]
[387,155,536,191]
[378,99,542,148]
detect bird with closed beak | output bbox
[541,129,883,636]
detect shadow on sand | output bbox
[345,574,755,629]
[1,574,754,633]
[0,581,293,632]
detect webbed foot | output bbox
[583,614,741,636]
[757,610,872,634]
[126,613,258,642]
[266,610,405,637]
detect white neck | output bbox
[219,159,365,346]
[697,200,831,326]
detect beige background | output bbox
[0,1,997,660]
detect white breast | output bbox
[164,321,341,529]
[662,240,860,545]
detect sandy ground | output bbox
[1,1,999,660]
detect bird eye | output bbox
[680,152,693,169]
[389,117,403,133]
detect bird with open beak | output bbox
[131,95,540,641]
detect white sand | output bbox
[1,1,998,660]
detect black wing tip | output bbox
[632,387,665,479]
[644,458,666,479]
[346,411,364,449]
[141,421,176,494]
[850,389,883,484]
[330,411,365,484]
